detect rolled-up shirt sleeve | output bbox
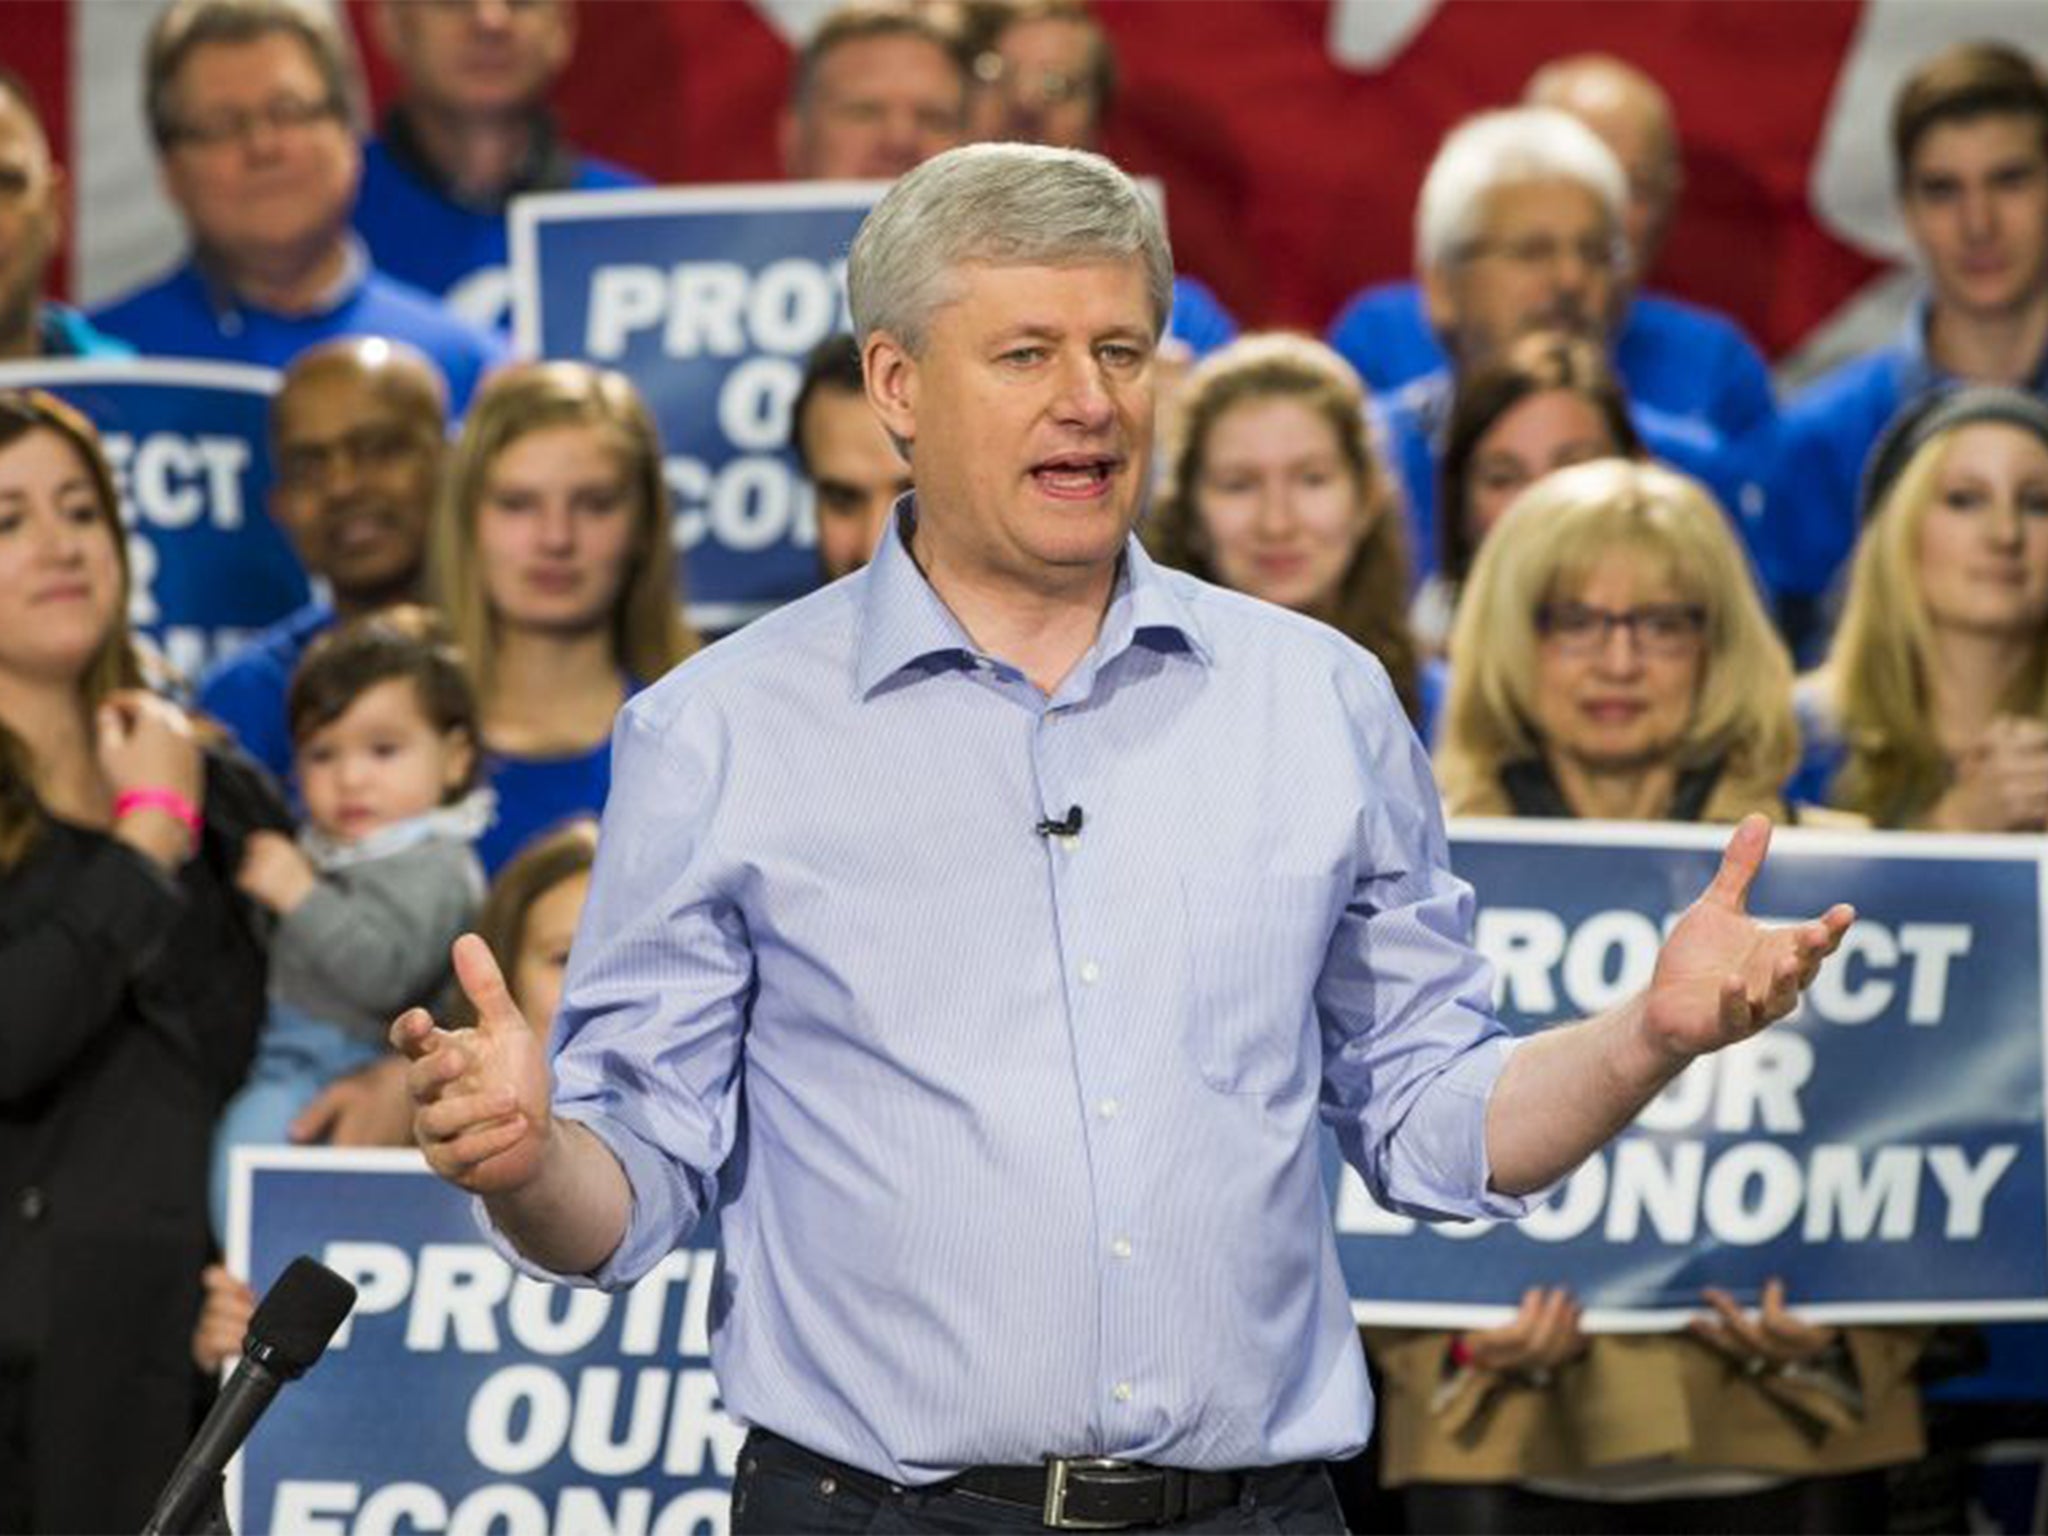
[479,694,753,1290]
[1317,658,1549,1223]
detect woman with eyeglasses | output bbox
[1796,387,2048,831]
[1375,459,1925,1535]
[0,391,282,1530]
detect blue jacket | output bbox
[355,110,645,333]
[90,253,504,414]
[1328,279,1776,443]
[1770,298,2048,604]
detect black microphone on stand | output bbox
[142,1256,358,1536]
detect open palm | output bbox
[1645,816,1853,1062]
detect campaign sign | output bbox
[1336,820,2048,1331]
[511,185,881,632]
[0,359,304,684]
[225,1149,738,1535]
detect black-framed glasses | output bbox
[167,95,343,150]
[1535,601,1707,657]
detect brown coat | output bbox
[1367,1328,1928,1487]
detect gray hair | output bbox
[145,0,363,150]
[1414,107,1627,271]
[847,142,1174,354]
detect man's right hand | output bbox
[391,934,552,1194]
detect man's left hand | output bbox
[1643,815,1853,1063]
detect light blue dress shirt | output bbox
[502,507,1536,1484]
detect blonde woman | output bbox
[1146,332,1424,725]
[431,362,695,872]
[1796,387,2048,830]
[1437,458,1797,821]
[1391,459,1922,1534]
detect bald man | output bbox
[0,68,131,359]
[197,337,450,784]
[1329,53,1774,452]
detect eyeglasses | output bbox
[167,95,342,150]
[1459,234,1629,276]
[972,52,1094,108]
[276,424,431,489]
[1535,601,1707,657]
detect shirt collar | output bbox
[190,233,368,328]
[851,495,1211,700]
[380,104,579,211]
[1894,290,2048,396]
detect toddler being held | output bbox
[211,607,489,1235]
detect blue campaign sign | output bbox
[0,359,306,684]
[511,185,882,632]
[225,1149,736,1534]
[1335,820,2048,1331]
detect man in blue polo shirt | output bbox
[0,68,130,361]
[1329,55,1773,453]
[1773,41,2048,648]
[1371,106,1765,588]
[90,0,502,412]
[356,0,643,334]
[197,337,447,787]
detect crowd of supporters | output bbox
[1,1,2045,1530]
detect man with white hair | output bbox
[1373,105,1764,586]
[1330,55,1775,448]
[392,142,1849,1533]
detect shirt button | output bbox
[1113,1382,1134,1403]
[1110,1237,1133,1260]
[15,1186,46,1223]
[1079,961,1101,985]
[1096,1098,1120,1119]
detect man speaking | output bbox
[394,144,1849,1533]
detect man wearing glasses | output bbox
[91,0,502,412]
[1368,106,1770,593]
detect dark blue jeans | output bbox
[730,1430,1352,1534]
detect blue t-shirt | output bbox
[354,114,645,334]
[1328,279,1776,443]
[90,257,504,414]
[476,739,615,877]
[195,600,338,788]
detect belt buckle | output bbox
[1042,1455,1135,1530]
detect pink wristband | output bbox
[113,786,202,849]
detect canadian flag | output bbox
[27,0,2048,362]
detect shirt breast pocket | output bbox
[1177,871,1338,1097]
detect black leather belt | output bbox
[747,1430,1255,1529]
[956,1455,1247,1529]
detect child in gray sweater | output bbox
[211,609,489,1235]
